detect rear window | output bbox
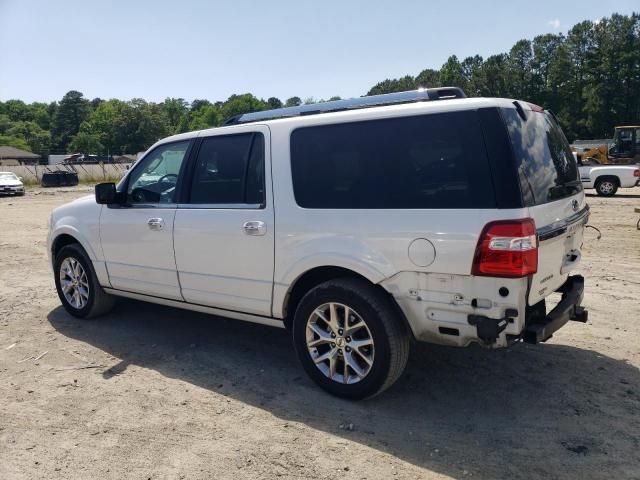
[290,111,496,209]
[501,107,581,206]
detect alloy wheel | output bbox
[599,181,615,194]
[305,302,375,384]
[59,257,90,309]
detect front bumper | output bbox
[0,185,24,194]
[522,275,587,344]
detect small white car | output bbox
[0,171,25,196]
[578,163,640,196]
[48,89,589,398]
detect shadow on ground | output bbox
[48,300,640,479]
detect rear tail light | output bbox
[472,219,538,278]
[634,169,640,177]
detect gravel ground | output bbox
[0,186,639,480]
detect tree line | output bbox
[0,12,637,158]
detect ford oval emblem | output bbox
[571,199,579,212]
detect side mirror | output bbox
[95,182,122,204]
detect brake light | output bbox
[634,169,640,177]
[472,219,538,278]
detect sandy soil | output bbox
[0,186,639,480]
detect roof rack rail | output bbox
[222,87,466,126]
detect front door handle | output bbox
[147,217,165,231]
[243,221,266,236]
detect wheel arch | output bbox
[50,228,111,289]
[594,175,620,187]
[280,265,410,335]
[50,228,97,262]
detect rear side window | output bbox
[501,108,581,206]
[189,133,265,205]
[290,111,496,209]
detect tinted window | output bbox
[290,111,496,209]
[126,140,189,204]
[189,133,265,205]
[501,108,581,206]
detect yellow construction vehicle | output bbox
[574,126,640,165]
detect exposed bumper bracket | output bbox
[523,275,587,344]
[467,315,509,344]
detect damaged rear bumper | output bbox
[522,275,587,344]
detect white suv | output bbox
[48,88,589,399]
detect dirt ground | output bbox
[0,186,638,480]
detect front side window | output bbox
[126,141,190,204]
[290,111,496,209]
[188,133,265,205]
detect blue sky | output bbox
[0,0,637,103]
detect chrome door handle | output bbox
[147,217,165,231]
[243,221,266,236]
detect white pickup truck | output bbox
[578,164,640,196]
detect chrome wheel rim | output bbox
[306,302,374,384]
[59,257,89,309]
[600,181,614,194]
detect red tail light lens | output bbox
[472,219,538,278]
[633,169,640,177]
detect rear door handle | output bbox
[147,217,165,231]
[243,221,266,236]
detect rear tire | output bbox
[54,243,115,319]
[595,178,618,197]
[292,277,410,399]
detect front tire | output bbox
[54,243,115,318]
[292,278,410,399]
[595,178,618,197]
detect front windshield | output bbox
[0,173,19,181]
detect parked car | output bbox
[63,153,114,164]
[578,163,640,196]
[0,171,25,195]
[48,88,589,399]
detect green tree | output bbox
[439,55,466,89]
[285,96,302,107]
[0,135,31,151]
[68,131,104,153]
[0,114,12,134]
[219,94,268,121]
[51,90,91,152]
[415,69,441,88]
[188,104,221,130]
[367,76,416,95]
[162,97,190,134]
[267,97,283,109]
[190,99,212,112]
[6,121,51,156]
[506,40,533,99]
[460,56,483,95]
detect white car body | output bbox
[48,90,590,397]
[579,164,640,190]
[48,95,588,346]
[0,171,25,195]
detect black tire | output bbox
[54,243,115,318]
[595,177,618,197]
[292,277,410,399]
